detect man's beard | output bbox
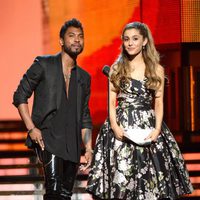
[63,44,83,58]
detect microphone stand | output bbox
[102,66,111,199]
[107,75,111,200]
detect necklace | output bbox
[64,73,71,80]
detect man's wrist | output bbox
[85,148,93,153]
[27,126,35,134]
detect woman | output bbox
[86,22,193,200]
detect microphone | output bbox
[102,65,110,77]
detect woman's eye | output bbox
[124,38,129,41]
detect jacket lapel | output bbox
[76,67,83,123]
[55,53,63,109]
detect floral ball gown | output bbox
[86,78,193,200]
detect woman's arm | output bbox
[109,67,124,141]
[146,65,165,141]
[154,65,165,132]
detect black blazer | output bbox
[13,53,92,147]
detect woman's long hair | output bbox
[110,22,161,91]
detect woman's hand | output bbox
[145,129,160,142]
[29,127,45,150]
[112,124,124,141]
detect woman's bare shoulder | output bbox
[111,63,118,71]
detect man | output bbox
[13,18,93,200]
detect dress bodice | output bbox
[117,78,154,110]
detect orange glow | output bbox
[0,132,27,150]
[0,169,29,176]
[181,0,200,42]
[190,177,200,183]
[0,1,200,198]
[47,0,140,56]
[186,164,200,171]
[0,0,43,120]
[190,66,195,131]
[0,158,30,165]
[2,0,200,124]
[0,144,27,151]
[187,189,200,196]
[0,132,26,140]
[183,153,200,160]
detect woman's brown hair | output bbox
[110,22,161,91]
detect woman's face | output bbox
[123,28,147,56]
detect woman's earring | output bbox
[142,46,145,50]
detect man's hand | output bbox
[80,128,92,171]
[29,127,45,150]
[80,149,93,171]
[17,104,45,151]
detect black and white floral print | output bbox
[87,79,193,200]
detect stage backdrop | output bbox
[0,0,199,125]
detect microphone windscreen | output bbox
[102,65,110,77]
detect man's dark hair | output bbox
[59,18,84,39]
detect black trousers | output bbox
[37,148,78,200]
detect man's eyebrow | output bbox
[67,32,84,35]
[67,32,75,34]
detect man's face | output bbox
[61,27,84,57]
